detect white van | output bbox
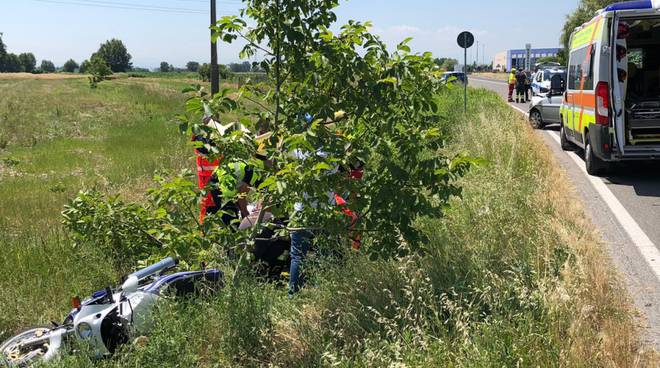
[560,1,660,175]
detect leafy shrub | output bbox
[61,171,238,269]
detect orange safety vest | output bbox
[334,167,364,250]
[193,136,222,223]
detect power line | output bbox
[31,0,208,14]
[76,0,208,12]
[167,0,242,4]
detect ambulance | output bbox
[560,0,660,175]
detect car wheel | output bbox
[560,124,573,151]
[585,138,607,176]
[529,110,545,129]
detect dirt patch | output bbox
[0,73,86,80]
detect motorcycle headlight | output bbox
[76,322,93,339]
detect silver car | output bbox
[529,73,565,129]
[529,93,563,129]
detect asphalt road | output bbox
[470,76,660,349]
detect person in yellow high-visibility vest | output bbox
[507,68,516,102]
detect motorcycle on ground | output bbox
[0,257,222,367]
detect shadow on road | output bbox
[605,161,660,198]
[536,125,660,198]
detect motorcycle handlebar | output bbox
[128,257,178,281]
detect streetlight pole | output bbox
[210,0,219,95]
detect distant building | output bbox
[493,51,507,72]
[492,48,562,72]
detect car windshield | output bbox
[543,70,566,81]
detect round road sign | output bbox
[457,31,474,49]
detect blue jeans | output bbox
[288,230,312,296]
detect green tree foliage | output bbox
[40,60,56,73]
[87,55,112,88]
[560,0,634,54]
[198,63,229,81]
[204,0,477,261]
[18,53,36,73]
[160,62,171,72]
[93,38,132,72]
[228,61,252,73]
[186,61,200,72]
[433,57,458,71]
[536,56,560,65]
[0,33,8,72]
[62,59,79,73]
[79,59,89,73]
[5,53,22,72]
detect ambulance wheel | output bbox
[585,139,607,176]
[560,124,573,151]
[529,109,545,129]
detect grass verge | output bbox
[20,87,656,367]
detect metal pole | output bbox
[464,33,467,113]
[210,0,219,95]
[476,41,479,66]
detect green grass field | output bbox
[0,76,655,367]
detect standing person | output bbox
[515,69,527,103]
[524,70,532,102]
[507,68,517,102]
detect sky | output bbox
[0,0,581,69]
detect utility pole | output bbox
[476,41,479,66]
[210,0,219,95]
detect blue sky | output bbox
[0,0,580,68]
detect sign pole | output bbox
[464,35,467,113]
[457,31,473,114]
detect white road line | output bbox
[509,104,529,117]
[544,131,660,281]
[507,101,660,282]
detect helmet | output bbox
[511,68,517,72]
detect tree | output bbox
[160,62,171,72]
[93,39,132,72]
[63,59,79,73]
[433,57,458,72]
[186,61,200,72]
[228,61,252,73]
[0,33,7,72]
[536,56,560,65]
[196,0,476,269]
[198,63,229,81]
[40,60,56,73]
[5,53,21,72]
[87,55,112,88]
[560,0,633,54]
[79,60,89,74]
[18,53,36,73]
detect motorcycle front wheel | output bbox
[0,327,59,367]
